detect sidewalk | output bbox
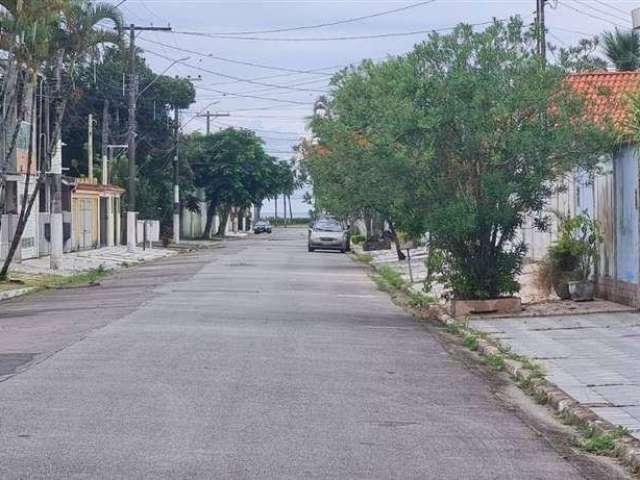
[10,246,177,277]
[359,244,640,444]
[470,311,640,441]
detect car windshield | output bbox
[314,222,343,232]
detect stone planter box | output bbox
[450,297,522,318]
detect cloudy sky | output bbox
[111,0,638,216]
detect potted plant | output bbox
[538,214,600,301]
[567,215,601,302]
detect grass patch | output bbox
[0,266,109,293]
[408,291,437,309]
[447,322,462,336]
[377,265,406,290]
[463,333,479,351]
[483,353,505,371]
[579,426,626,455]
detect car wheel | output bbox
[308,246,314,252]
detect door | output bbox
[615,147,639,284]
[81,199,92,250]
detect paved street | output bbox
[0,229,627,479]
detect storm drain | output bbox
[0,353,37,376]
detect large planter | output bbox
[568,280,594,302]
[450,297,522,318]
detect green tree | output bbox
[305,57,429,259]
[61,47,195,226]
[602,29,640,71]
[307,18,615,299]
[0,0,123,279]
[184,128,283,238]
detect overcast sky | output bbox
[112,0,639,216]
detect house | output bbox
[523,71,640,306]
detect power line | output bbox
[589,0,631,18]
[169,18,503,42]
[558,1,629,29]
[138,37,335,76]
[569,0,630,25]
[196,0,438,36]
[143,48,327,94]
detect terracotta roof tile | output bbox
[567,72,640,131]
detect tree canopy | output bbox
[304,18,616,300]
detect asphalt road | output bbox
[0,229,627,479]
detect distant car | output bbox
[253,221,272,234]
[308,220,350,253]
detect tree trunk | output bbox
[274,195,278,224]
[216,208,229,237]
[283,195,287,228]
[0,76,39,280]
[288,194,293,221]
[201,201,216,239]
[254,202,262,223]
[388,220,406,261]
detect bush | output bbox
[351,234,365,245]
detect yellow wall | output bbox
[72,193,100,250]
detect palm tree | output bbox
[603,29,640,71]
[0,0,123,279]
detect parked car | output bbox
[308,220,350,253]
[253,221,272,234]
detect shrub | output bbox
[351,234,365,245]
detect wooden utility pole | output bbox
[126,24,172,252]
[196,111,230,135]
[536,0,547,65]
[101,100,109,186]
[173,106,180,244]
[87,113,94,181]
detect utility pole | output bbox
[536,0,547,65]
[126,23,172,252]
[101,100,109,186]
[173,106,180,244]
[87,113,94,182]
[196,111,230,135]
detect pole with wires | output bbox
[173,106,180,244]
[536,0,547,66]
[125,23,172,252]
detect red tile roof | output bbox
[567,72,640,131]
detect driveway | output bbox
[0,229,627,479]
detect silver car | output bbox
[308,221,350,253]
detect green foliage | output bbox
[602,29,640,72]
[543,213,602,287]
[408,291,437,308]
[61,47,196,225]
[184,128,289,232]
[306,18,615,301]
[580,426,626,455]
[351,234,365,245]
[463,334,479,351]
[483,354,505,371]
[376,265,406,291]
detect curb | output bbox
[0,287,36,303]
[432,305,640,474]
